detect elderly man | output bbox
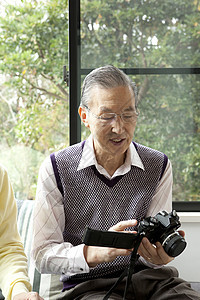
[0,164,43,300]
[32,65,199,299]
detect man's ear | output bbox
[78,106,90,128]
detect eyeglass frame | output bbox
[83,105,139,124]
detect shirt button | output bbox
[80,268,83,271]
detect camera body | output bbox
[83,210,187,257]
[137,210,187,257]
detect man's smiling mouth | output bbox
[110,138,125,144]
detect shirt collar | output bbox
[77,135,144,177]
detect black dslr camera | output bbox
[137,210,186,257]
[83,210,187,257]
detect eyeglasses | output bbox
[84,106,139,124]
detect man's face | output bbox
[80,85,137,161]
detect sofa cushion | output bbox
[17,200,34,268]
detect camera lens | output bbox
[162,232,187,257]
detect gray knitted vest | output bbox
[50,141,168,281]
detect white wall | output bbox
[168,212,200,282]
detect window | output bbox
[69,0,200,209]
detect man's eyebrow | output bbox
[99,106,135,113]
[99,107,113,112]
[123,106,135,112]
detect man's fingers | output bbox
[138,238,174,265]
[155,242,174,264]
[109,219,137,231]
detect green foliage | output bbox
[0,0,69,198]
[81,0,200,68]
[133,74,200,201]
[0,145,45,199]
[0,0,69,152]
[0,0,68,78]
[15,98,69,152]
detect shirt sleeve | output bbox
[0,165,31,300]
[31,157,90,277]
[138,159,173,268]
[146,159,173,217]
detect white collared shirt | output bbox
[77,135,144,179]
[32,137,173,278]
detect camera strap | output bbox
[103,234,144,300]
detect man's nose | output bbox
[111,115,124,134]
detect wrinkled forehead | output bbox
[88,85,136,111]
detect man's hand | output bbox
[138,237,174,265]
[13,292,44,300]
[138,230,185,265]
[84,219,137,267]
